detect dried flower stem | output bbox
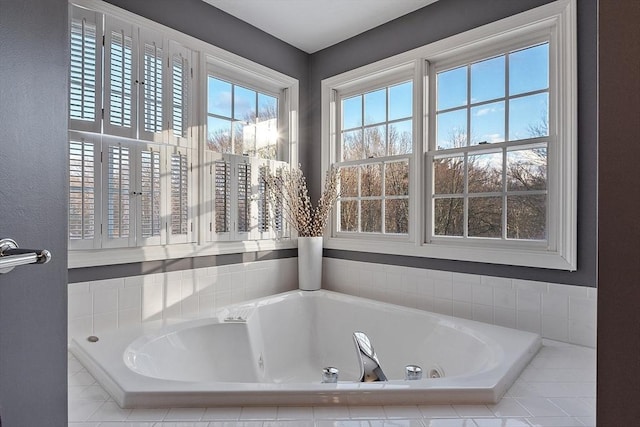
[264,165,339,237]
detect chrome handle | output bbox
[0,238,52,274]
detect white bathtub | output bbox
[70,290,541,408]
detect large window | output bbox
[68,0,298,264]
[322,0,576,270]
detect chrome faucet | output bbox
[353,331,388,382]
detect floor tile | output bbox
[201,407,242,421]
[417,405,458,419]
[163,408,206,421]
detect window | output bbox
[336,81,412,236]
[322,0,577,270]
[430,42,550,242]
[68,1,298,263]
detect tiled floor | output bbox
[68,340,595,427]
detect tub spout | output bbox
[353,331,388,382]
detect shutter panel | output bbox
[169,148,192,243]
[236,159,251,238]
[168,41,191,145]
[212,157,231,240]
[104,17,137,138]
[69,6,102,132]
[69,135,100,249]
[139,29,164,140]
[139,146,162,245]
[103,142,134,247]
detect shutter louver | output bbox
[171,50,189,139]
[109,29,134,129]
[274,166,284,233]
[143,42,163,134]
[258,164,269,232]
[140,148,161,238]
[214,160,230,233]
[107,144,131,239]
[69,140,96,240]
[70,18,97,122]
[237,162,251,233]
[171,152,189,235]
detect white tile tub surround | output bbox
[68,258,298,342]
[322,259,596,347]
[68,340,596,426]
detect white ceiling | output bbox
[202,0,439,53]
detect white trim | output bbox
[321,0,576,271]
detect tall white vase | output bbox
[297,236,323,291]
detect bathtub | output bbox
[70,290,541,408]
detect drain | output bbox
[428,364,445,378]
[87,335,99,343]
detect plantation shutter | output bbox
[138,145,163,245]
[250,159,289,240]
[69,6,102,132]
[236,158,251,239]
[168,41,191,145]
[210,153,231,241]
[104,17,137,138]
[169,148,193,243]
[68,134,101,249]
[139,29,164,141]
[102,141,134,248]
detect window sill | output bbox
[68,239,297,269]
[323,237,575,271]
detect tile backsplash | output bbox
[322,258,596,347]
[68,256,596,348]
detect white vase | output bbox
[297,236,323,291]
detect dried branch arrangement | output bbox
[264,165,339,237]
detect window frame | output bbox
[68,0,299,269]
[321,0,577,270]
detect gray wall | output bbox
[308,0,598,287]
[0,0,69,425]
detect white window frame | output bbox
[321,0,577,270]
[68,0,299,268]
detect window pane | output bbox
[364,125,386,158]
[234,121,254,156]
[468,152,503,193]
[470,101,505,144]
[507,147,547,191]
[434,198,463,236]
[207,117,232,152]
[342,129,363,161]
[437,66,467,110]
[208,77,232,117]
[436,109,467,149]
[507,195,546,239]
[388,119,412,155]
[234,85,256,122]
[385,199,409,234]
[339,166,359,197]
[339,200,358,232]
[342,95,362,129]
[509,93,548,141]
[509,43,549,95]
[364,88,386,125]
[471,55,505,103]
[434,156,464,195]
[468,196,502,238]
[361,164,382,197]
[361,200,382,232]
[388,81,412,121]
[255,118,278,159]
[258,93,277,120]
[385,161,409,196]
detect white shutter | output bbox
[68,133,101,249]
[208,152,231,241]
[169,148,193,243]
[104,17,137,138]
[168,41,191,146]
[250,159,289,240]
[139,29,164,141]
[69,6,102,132]
[236,158,251,240]
[137,144,163,245]
[102,141,135,248]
